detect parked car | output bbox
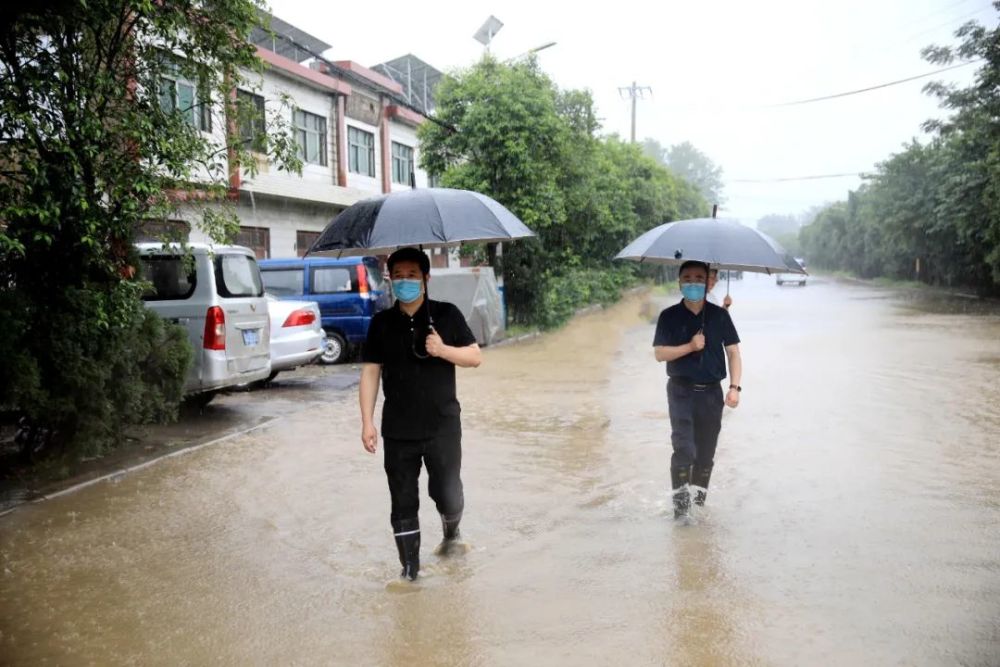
[264,294,324,381]
[137,243,271,406]
[776,257,808,287]
[258,256,391,363]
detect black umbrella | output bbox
[615,217,805,275]
[306,188,535,344]
[306,188,535,258]
[615,216,807,342]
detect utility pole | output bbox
[618,81,652,143]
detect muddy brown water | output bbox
[2,275,998,666]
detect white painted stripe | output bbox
[0,418,281,517]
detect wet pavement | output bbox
[1,275,998,665]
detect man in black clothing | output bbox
[653,261,742,521]
[360,247,482,580]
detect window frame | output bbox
[158,64,212,133]
[347,126,376,177]
[391,141,414,185]
[237,90,267,153]
[294,109,327,166]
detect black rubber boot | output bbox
[441,511,462,541]
[436,512,462,556]
[692,463,714,506]
[392,518,420,581]
[671,466,692,520]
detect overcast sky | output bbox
[269,0,995,225]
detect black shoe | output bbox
[671,466,692,519]
[692,463,714,506]
[392,518,420,581]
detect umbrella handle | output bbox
[423,274,434,327]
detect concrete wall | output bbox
[187,194,339,259]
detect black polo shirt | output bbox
[362,299,477,440]
[653,300,740,384]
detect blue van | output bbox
[259,256,391,363]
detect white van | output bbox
[137,243,271,405]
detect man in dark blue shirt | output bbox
[653,260,742,521]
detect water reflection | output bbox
[1,281,998,665]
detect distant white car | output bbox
[264,294,325,382]
[776,257,808,286]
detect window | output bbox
[261,269,305,297]
[139,256,197,301]
[296,230,320,257]
[214,254,264,298]
[238,90,266,153]
[158,63,211,132]
[347,126,375,177]
[311,267,353,294]
[136,220,190,243]
[294,110,327,166]
[391,142,414,185]
[236,226,270,260]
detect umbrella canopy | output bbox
[615,217,806,275]
[307,188,535,257]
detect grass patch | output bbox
[651,280,679,296]
[504,324,539,338]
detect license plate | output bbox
[242,329,260,347]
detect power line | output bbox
[766,60,981,107]
[731,172,864,184]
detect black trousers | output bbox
[666,379,724,471]
[383,429,464,523]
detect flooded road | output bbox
[2,275,999,665]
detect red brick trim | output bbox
[256,47,353,96]
[332,60,404,94]
[336,95,348,187]
[385,104,426,127]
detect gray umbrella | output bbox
[306,188,535,258]
[615,217,806,275]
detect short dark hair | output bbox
[387,247,430,275]
[679,260,709,275]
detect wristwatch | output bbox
[729,385,742,392]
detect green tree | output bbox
[757,214,802,255]
[798,4,1000,294]
[0,1,300,459]
[420,57,705,327]
[663,141,725,206]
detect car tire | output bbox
[320,332,348,364]
[184,391,216,411]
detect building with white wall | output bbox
[171,13,441,260]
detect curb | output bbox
[0,417,280,519]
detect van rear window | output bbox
[215,253,263,298]
[312,267,353,294]
[139,256,196,301]
[363,257,385,291]
[261,269,304,297]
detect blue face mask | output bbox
[392,278,423,304]
[680,282,707,302]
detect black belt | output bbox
[669,377,719,391]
